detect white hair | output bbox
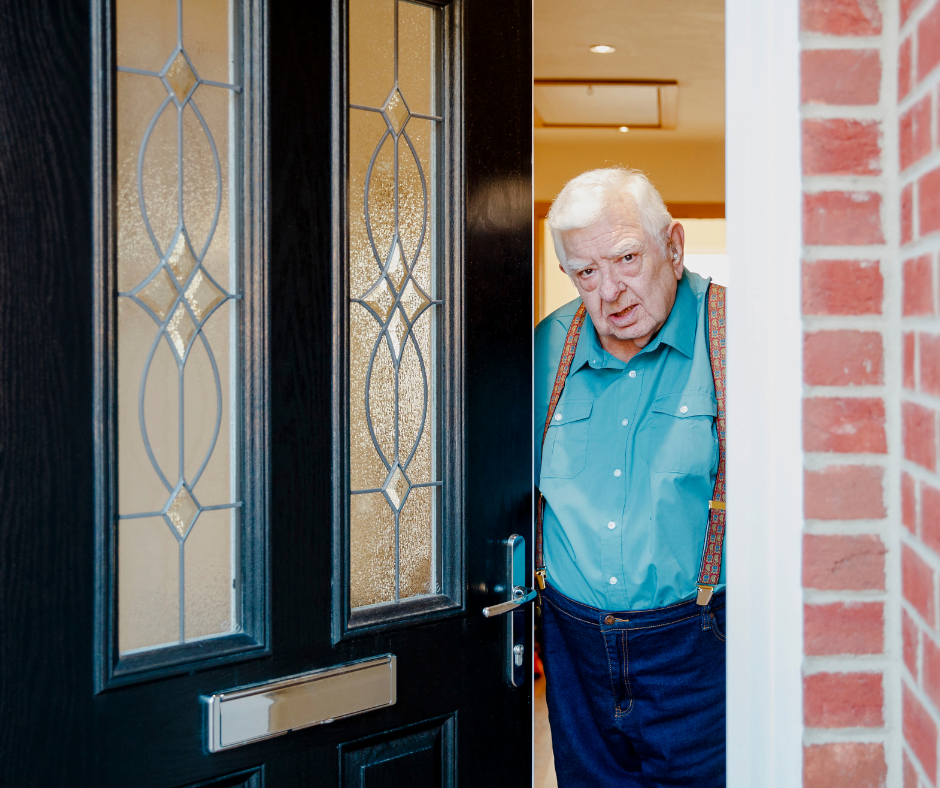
[546,168,673,273]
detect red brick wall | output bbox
[901,0,940,784]
[801,0,892,786]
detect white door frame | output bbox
[726,1,804,785]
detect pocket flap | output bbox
[651,392,716,418]
[549,399,593,426]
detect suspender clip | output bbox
[696,584,715,606]
[535,568,546,591]
[708,500,726,511]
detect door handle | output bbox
[482,534,532,687]
[482,585,537,617]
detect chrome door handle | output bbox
[483,534,532,686]
[482,585,537,617]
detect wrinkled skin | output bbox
[559,200,685,363]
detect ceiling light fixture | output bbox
[618,126,629,132]
[589,44,616,54]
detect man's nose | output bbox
[599,274,624,302]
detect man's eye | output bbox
[622,254,635,263]
[579,268,594,277]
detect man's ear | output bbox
[667,221,685,279]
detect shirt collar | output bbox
[570,273,697,372]
[643,273,697,359]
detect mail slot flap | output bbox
[207,655,397,752]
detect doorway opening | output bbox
[532,2,725,784]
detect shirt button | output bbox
[629,370,637,378]
[621,418,628,426]
[554,413,562,421]
[614,469,621,477]
[608,521,616,529]
[609,577,618,585]
[604,615,615,625]
[680,405,688,413]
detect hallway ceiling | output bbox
[534,0,725,142]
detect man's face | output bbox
[559,201,684,359]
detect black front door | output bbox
[0,1,533,785]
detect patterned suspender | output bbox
[535,284,727,608]
[695,284,726,605]
[535,304,587,590]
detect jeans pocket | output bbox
[709,609,726,643]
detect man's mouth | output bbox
[609,304,638,323]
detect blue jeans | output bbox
[540,583,726,787]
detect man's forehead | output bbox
[562,209,647,261]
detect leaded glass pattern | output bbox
[115,0,242,653]
[348,0,443,609]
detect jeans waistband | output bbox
[541,582,725,631]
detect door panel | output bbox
[340,717,455,788]
[0,0,532,784]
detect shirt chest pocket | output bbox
[644,392,717,477]
[542,400,593,479]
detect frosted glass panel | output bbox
[115,0,241,654]
[348,0,442,610]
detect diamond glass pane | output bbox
[349,0,443,611]
[383,89,410,135]
[115,0,241,654]
[137,268,179,320]
[166,486,199,536]
[165,51,198,101]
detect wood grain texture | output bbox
[0,0,95,782]
[0,0,534,784]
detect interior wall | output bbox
[534,136,725,203]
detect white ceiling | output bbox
[533,0,725,142]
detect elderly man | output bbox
[535,168,726,786]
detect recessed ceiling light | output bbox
[589,44,616,54]
[618,126,629,132]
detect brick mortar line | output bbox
[901,598,935,638]
[901,532,940,577]
[902,672,940,731]
[876,7,904,781]
[800,34,883,49]
[900,389,940,408]
[802,105,889,122]
[803,179,887,192]
[804,656,890,672]
[803,515,892,528]
[900,0,940,39]
[899,150,940,182]
[804,384,887,396]
[897,71,940,114]
[804,588,888,601]
[898,235,940,256]
[911,612,940,652]
[803,726,889,740]
[802,245,888,259]
[900,460,940,487]
[909,57,940,99]
[803,315,888,329]
[901,318,940,331]
[901,742,932,788]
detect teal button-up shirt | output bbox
[535,270,724,611]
